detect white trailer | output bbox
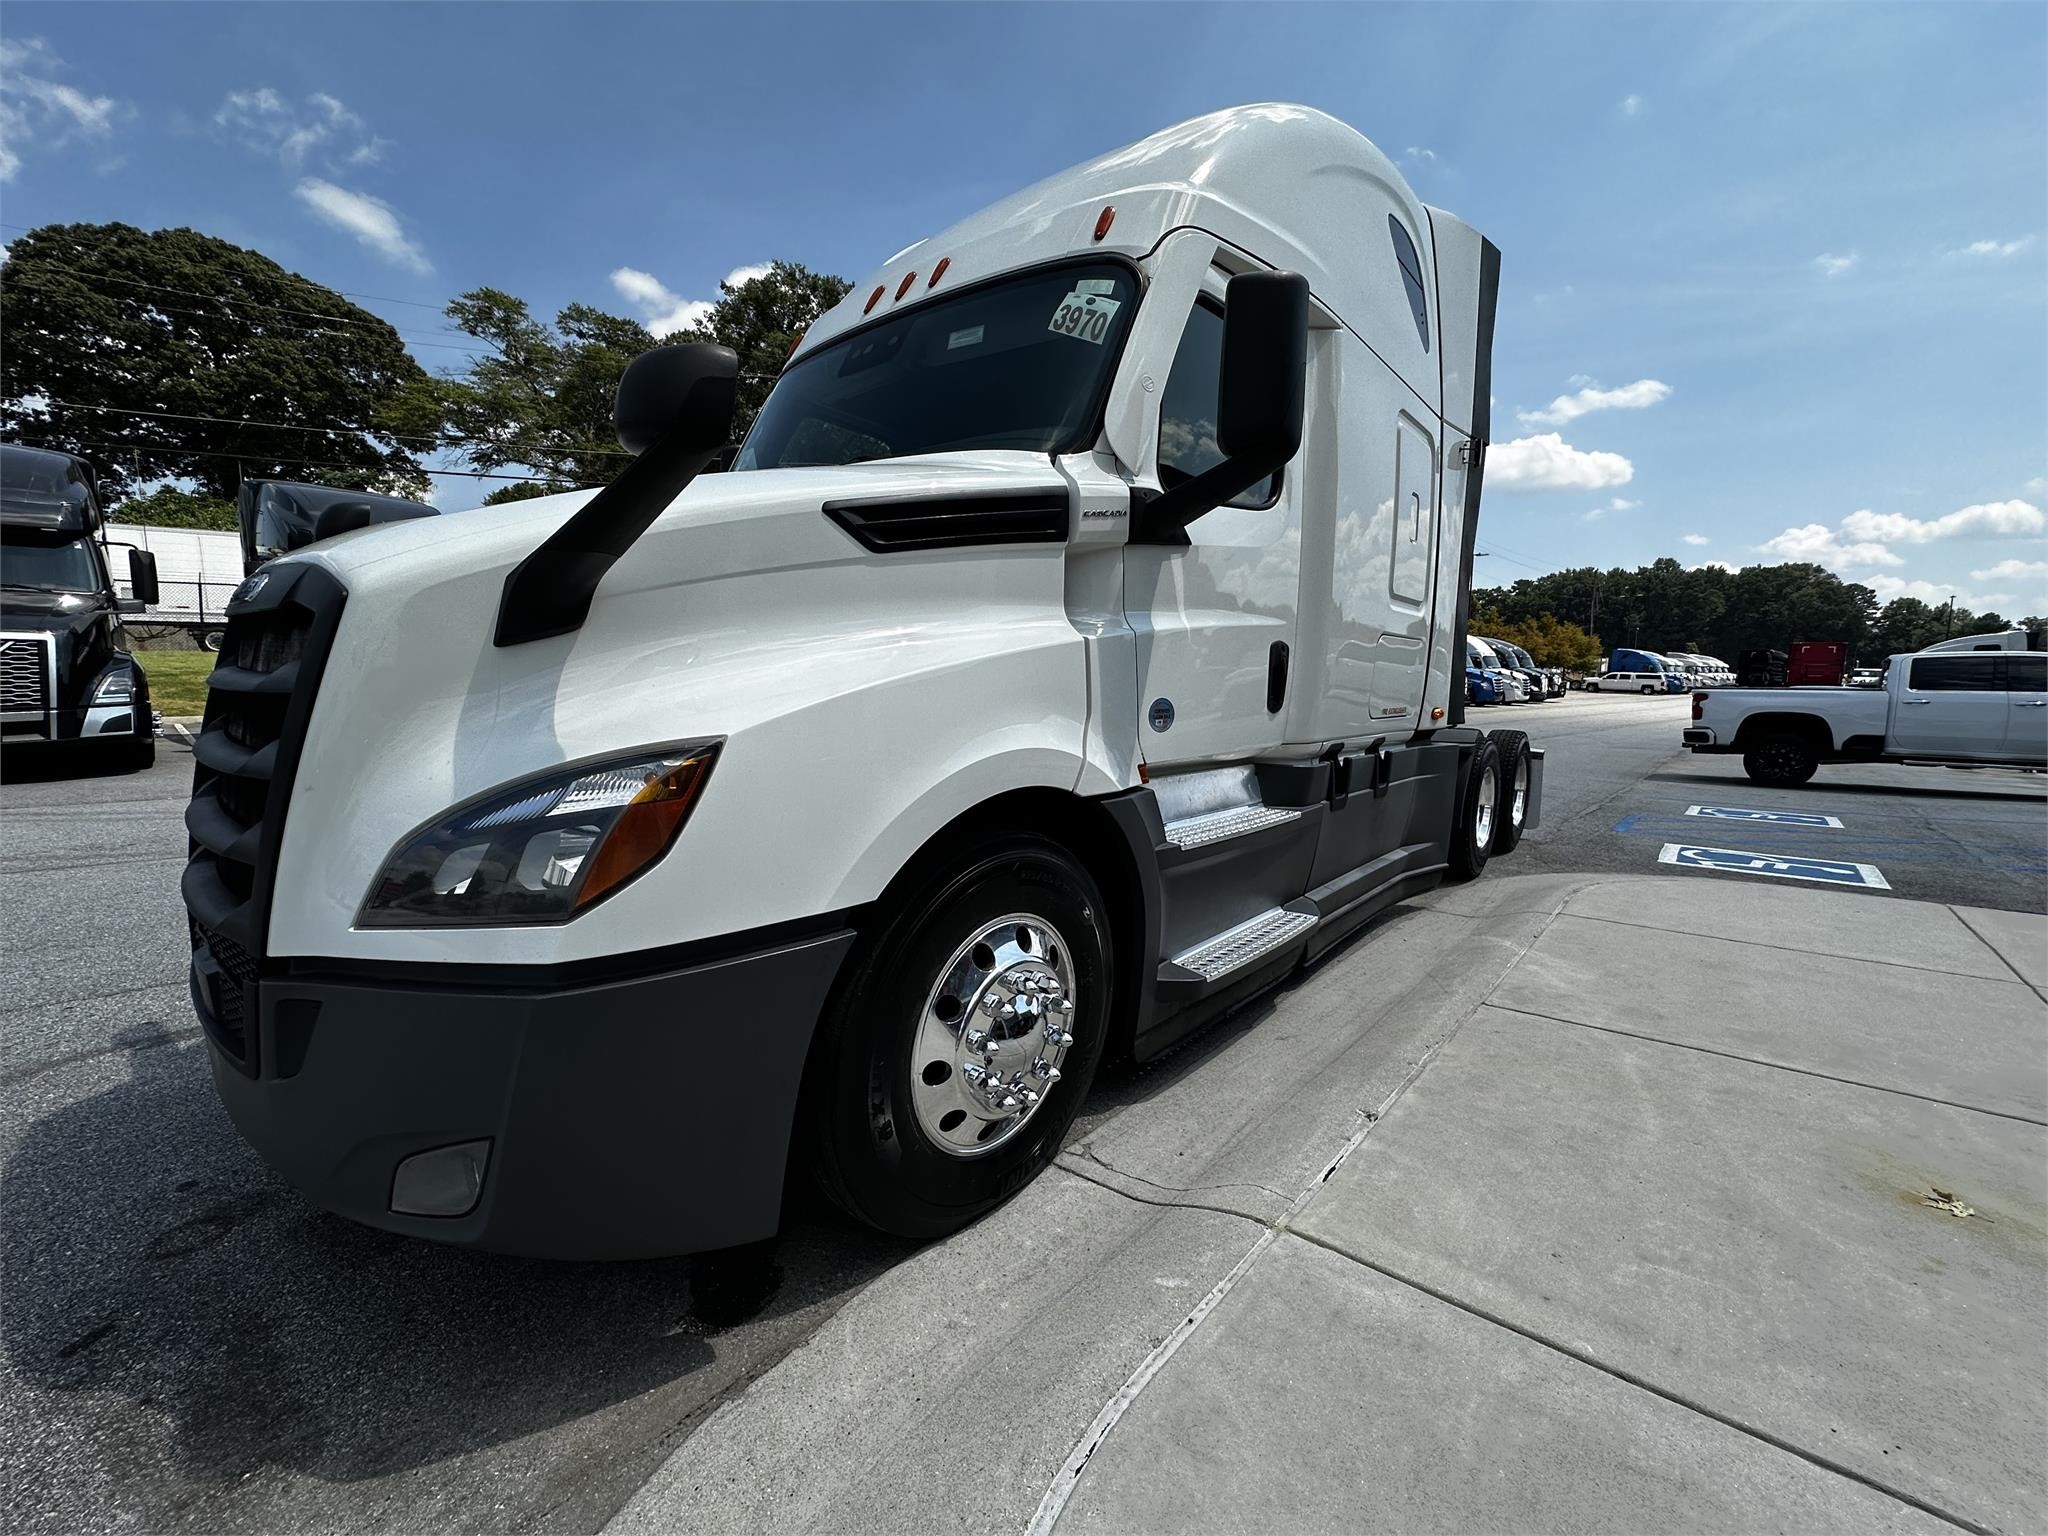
[108,523,243,647]
[177,104,1539,1258]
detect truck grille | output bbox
[182,566,346,1074]
[0,632,54,731]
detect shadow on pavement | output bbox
[1648,769,2047,803]
[0,745,160,784]
[3,1017,913,1513]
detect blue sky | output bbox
[4,2,2044,614]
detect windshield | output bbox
[0,532,103,593]
[737,260,1139,470]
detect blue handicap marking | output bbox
[1684,805,1844,829]
[1658,843,1890,890]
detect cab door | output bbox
[2003,653,2048,761]
[1125,273,1301,766]
[1892,655,2007,755]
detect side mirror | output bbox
[1139,271,1310,538]
[495,344,738,647]
[128,548,160,606]
[615,343,741,457]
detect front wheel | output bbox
[1743,733,1819,786]
[806,831,1111,1240]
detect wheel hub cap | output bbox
[912,914,1077,1157]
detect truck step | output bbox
[1172,906,1318,982]
[1161,803,1302,850]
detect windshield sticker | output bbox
[1047,292,1121,344]
[1076,278,1119,296]
[947,325,985,350]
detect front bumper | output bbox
[195,928,856,1259]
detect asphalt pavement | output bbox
[3,701,2043,1534]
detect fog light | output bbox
[390,1139,490,1217]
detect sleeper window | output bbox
[1907,656,2004,691]
[1157,299,1278,509]
[1387,215,1430,352]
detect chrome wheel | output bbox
[910,913,1077,1159]
[1510,757,1528,830]
[1474,763,1498,851]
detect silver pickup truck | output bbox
[1684,631,2048,784]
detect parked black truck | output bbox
[1,445,161,771]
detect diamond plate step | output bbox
[1162,803,1303,851]
[1172,906,1318,982]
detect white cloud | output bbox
[1756,523,1903,567]
[1400,146,1436,168]
[1970,558,2048,583]
[1955,236,2035,259]
[1583,495,1640,522]
[0,38,120,183]
[292,178,430,272]
[1518,378,1670,428]
[1486,433,1633,491]
[2025,476,2046,496]
[610,262,772,336]
[1839,500,2043,544]
[1619,93,1645,116]
[1812,252,1859,278]
[217,87,386,171]
[1866,577,2015,610]
[1682,533,1710,546]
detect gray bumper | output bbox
[201,929,855,1260]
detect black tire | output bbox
[1641,684,1655,695]
[1447,737,1501,882]
[1487,729,1530,854]
[1742,732,1818,786]
[806,830,1112,1240]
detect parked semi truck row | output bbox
[1,444,162,769]
[180,105,1543,1259]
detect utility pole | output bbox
[1945,596,1955,639]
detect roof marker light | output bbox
[895,271,918,301]
[928,258,950,288]
[864,286,885,314]
[1094,206,1116,242]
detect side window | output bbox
[1908,656,2005,691]
[1158,299,1278,509]
[2006,655,2046,692]
[1387,215,1430,352]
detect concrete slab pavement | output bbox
[608,874,2046,1536]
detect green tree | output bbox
[685,261,853,437]
[109,485,238,531]
[435,261,853,489]
[481,480,558,506]
[0,222,431,501]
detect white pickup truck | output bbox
[1684,630,2048,784]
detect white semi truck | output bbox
[180,104,1540,1258]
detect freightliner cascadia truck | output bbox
[180,105,1540,1258]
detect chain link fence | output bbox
[119,580,242,651]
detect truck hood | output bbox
[297,451,1068,588]
[0,586,113,634]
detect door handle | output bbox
[1900,698,1930,705]
[2023,699,2048,707]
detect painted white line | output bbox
[1685,805,1845,828]
[1658,843,1890,889]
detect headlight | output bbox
[91,665,137,704]
[359,743,719,927]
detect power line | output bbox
[0,222,452,311]
[1,434,580,485]
[0,269,492,354]
[19,397,636,459]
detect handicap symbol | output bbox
[1685,805,1844,828]
[1658,844,1889,890]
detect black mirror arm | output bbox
[1130,456,1282,544]
[493,427,722,648]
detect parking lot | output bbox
[3,704,2043,1534]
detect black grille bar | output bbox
[822,490,1070,552]
[183,563,347,1074]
